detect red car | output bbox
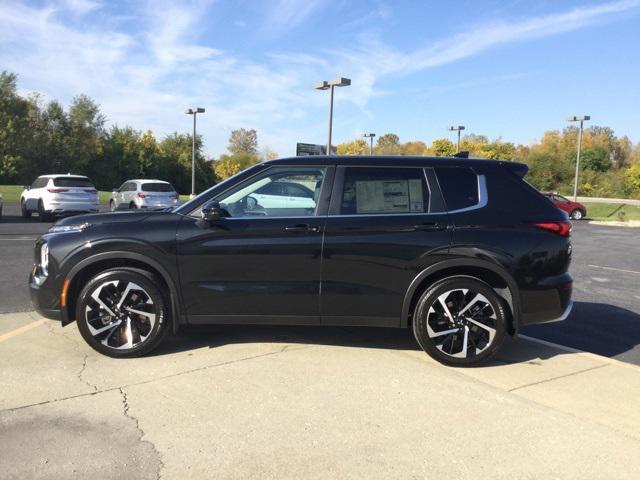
[542,193,587,220]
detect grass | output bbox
[1,185,191,205]
[582,202,640,222]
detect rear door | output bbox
[320,166,451,326]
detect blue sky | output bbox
[1,0,639,157]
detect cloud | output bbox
[0,0,637,157]
[259,0,330,35]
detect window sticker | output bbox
[355,179,424,213]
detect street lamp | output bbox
[448,125,466,153]
[185,107,205,198]
[363,133,376,155]
[567,115,590,201]
[315,77,351,155]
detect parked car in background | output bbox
[21,174,99,222]
[110,180,179,211]
[542,192,587,220]
[31,156,573,366]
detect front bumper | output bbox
[29,267,64,322]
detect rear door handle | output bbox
[413,222,447,231]
[285,224,319,233]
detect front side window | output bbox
[216,167,326,218]
[340,167,429,215]
[435,167,480,211]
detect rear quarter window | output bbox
[485,167,558,213]
[434,167,479,211]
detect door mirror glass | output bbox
[201,201,227,223]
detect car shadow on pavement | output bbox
[523,300,640,359]
[149,301,638,366]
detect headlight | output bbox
[48,223,90,233]
[40,242,49,277]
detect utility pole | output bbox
[567,115,590,201]
[315,78,351,155]
[448,125,465,153]
[363,133,376,155]
[185,107,205,198]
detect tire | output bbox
[570,209,584,220]
[38,200,51,222]
[76,268,170,358]
[21,200,31,219]
[109,200,116,212]
[129,201,136,210]
[413,276,507,367]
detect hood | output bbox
[55,210,159,226]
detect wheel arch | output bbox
[401,259,521,334]
[63,251,183,333]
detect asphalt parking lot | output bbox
[1,202,639,364]
[2,202,640,479]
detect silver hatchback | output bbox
[109,180,179,211]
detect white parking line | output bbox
[588,264,640,275]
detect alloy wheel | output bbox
[425,288,497,359]
[84,280,157,350]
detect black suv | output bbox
[30,156,573,366]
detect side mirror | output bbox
[201,201,225,224]
[24,185,30,191]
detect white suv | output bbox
[21,174,99,222]
[109,179,179,211]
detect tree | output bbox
[159,133,214,194]
[402,141,429,156]
[624,164,640,198]
[0,71,30,182]
[580,147,610,172]
[431,138,456,157]
[260,147,279,162]
[337,139,369,155]
[214,152,260,180]
[375,133,401,155]
[228,128,258,155]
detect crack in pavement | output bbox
[79,354,98,392]
[120,387,165,480]
[1,343,313,414]
[507,364,610,392]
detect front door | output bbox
[321,166,452,326]
[177,166,332,324]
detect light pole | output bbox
[185,107,205,198]
[567,115,590,201]
[315,77,351,155]
[448,125,465,153]
[363,133,376,155]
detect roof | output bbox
[38,174,89,178]
[264,155,521,169]
[129,179,170,183]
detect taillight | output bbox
[534,221,572,237]
[137,192,147,198]
[47,188,68,193]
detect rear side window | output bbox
[340,167,429,215]
[142,182,174,192]
[435,168,479,211]
[486,167,558,214]
[54,177,94,188]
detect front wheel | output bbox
[413,276,507,366]
[76,268,170,358]
[109,200,116,212]
[570,209,584,220]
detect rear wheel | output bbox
[21,200,31,219]
[109,200,116,212]
[413,276,507,366]
[76,268,170,358]
[570,209,583,220]
[129,201,136,210]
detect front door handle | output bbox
[413,222,447,231]
[285,224,320,233]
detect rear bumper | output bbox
[519,272,573,326]
[45,200,99,214]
